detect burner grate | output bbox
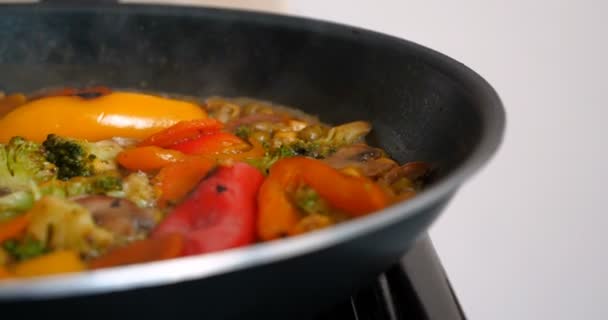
[314,235,466,320]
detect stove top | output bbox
[314,235,466,320]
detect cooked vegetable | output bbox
[0,89,429,279]
[153,163,264,255]
[293,186,331,216]
[0,266,12,279]
[13,250,85,278]
[39,174,123,197]
[298,124,327,141]
[0,213,31,244]
[3,238,47,261]
[43,134,123,180]
[0,191,35,222]
[74,196,156,241]
[25,196,114,257]
[0,92,208,143]
[322,121,371,146]
[257,157,388,240]
[117,146,186,171]
[138,118,223,148]
[205,97,242,123]
[169,132,248,156]
[0,173,124,222]
[154,157,215,207]
[88,233,184,269]
[379,161,432,201]
[121,172,157,208]
[324,144,397,178]
[0,247,8,265]
[234,126,252,140]
[0,136,56,192]
[292,213,333,235]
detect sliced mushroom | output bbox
[324,144,398,178]
[205,98,241,123]
[323,121,372,145]
[377,161,431,200]
[224,113,287,131]
[74,196,156,239]
[379,161,431,186]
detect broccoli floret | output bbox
[39,174,123,198]
[2,238,47,261]
[245,155,278,175]
[43,134,123,180]
[235,126,251,140]
[289,141,336,159]
[294,186,329,216]
[246,143,319,174]
[0,174,123,220]
[0,137,57,191]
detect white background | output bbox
[123,0,608,318]
[283,2,608,319]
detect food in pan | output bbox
[0,87,430,279]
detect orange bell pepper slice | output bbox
[0,213,31,243]
[89,233,184,269]
[0,266,12,279]
[13,250,85,278]
[117,146,186,171]
[229,138,266,161]
[138,118,223,148]
[257,157,389,240]
[258,178,301,240]
[154,157,216,207]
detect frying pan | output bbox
[0,2,505,319]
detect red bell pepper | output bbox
[138,118,223,148]
[169,132,248,156]
[152,162,265,255]
[88,233,185,269]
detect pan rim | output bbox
[0,3,506,300]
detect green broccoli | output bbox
[245,155,278,175]
[289,141,336,159]
[0,174,124,220]
[43,134,123,180]
[2,238,47,261]
[235,126,252,140]
[38,174,123,198]
[0,136,57,191]
[293,186,328,216]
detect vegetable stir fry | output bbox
[0,87,431,279]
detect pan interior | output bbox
[0,6,485,181]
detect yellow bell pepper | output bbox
[13,250,85,278]
[0,92,207,143]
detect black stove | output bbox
[314,235,466,320]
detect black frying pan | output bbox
[0,2,504,319]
